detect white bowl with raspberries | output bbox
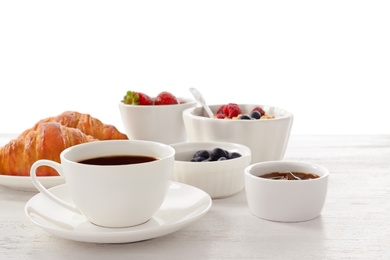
[170,141,251,199]
[182,103,293,164]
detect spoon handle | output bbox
[189,88,214,118]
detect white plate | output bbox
[0,134,64,192]
[25,182,212,243]
[0,175,64,192]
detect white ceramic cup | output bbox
[30,140,175,228]
[245,161,329,222]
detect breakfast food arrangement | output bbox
[0,88,330,245]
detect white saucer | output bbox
[0,134,64,192]
[25,182,212,243]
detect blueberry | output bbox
[210,148,228,161]
[238,114,252,120]
[190,156,206,162]
[228,152,242,159]
[250,110,261,119]
[193,150,210,159]
[190,148,241,162]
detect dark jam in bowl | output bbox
[78,155,157,166]
[259,171,320,180]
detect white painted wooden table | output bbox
[1,135,389,260]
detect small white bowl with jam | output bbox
[244,161,329,222]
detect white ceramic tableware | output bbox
[24,182,212,243]
[182,104,293,164]
[170,141,251,199]
[244,161,329,222]
[119,97,197,144]
[189,87,214,117]
[0,175,64,192]
[30,140,175,228]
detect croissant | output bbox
[0,122,97,176]
[32,111,128,140]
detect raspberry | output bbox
[223,103,242,118]
[216,105,226,115]
[214,113,226,119]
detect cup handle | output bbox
[30,160,80,214]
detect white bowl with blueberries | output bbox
[182,103,293,164]
[170,141,251,199]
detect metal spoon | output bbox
[189,87,214,118]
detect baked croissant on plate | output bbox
[0,111,128,176]
[32,111,128,140]
[0,122,97,176]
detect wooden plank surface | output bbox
[1,135,389,259]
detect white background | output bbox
[1,0,389,135]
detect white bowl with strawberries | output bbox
[119,91,197,144]
[182,103,293,164]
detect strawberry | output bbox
[223,103,242,118]
[154,91,179,105]
[122,91,153,105]
[252,106,265,116]
[137,92,153,105]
